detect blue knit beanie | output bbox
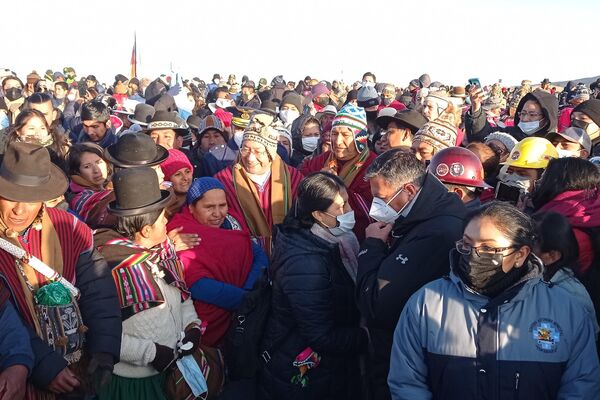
[186,177,225,205]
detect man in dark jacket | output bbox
[465,89,558,142]
[356,149,467,400]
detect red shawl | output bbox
[168,208,253,346]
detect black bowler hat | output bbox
[108,167,172,216]
[376,109,428,134]
[105,132,168,168]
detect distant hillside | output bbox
[552,76,600,88]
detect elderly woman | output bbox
[259,172,368,400]
[167,177,267,347]
[66,142,115,227]
[389,202,600,399]
[301,104,377,241]
[214,113,303,256]
[95,167,202,400]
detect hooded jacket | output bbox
[356,173,467,399]
[290,113,317,166]
[388,252,600,400]
[538,189,600,273]
[465,90,558,142]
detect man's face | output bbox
[240,140,271,175]
[552,137,587,158]
[86,79,96,89]
[363,75,375,84]
[572,111,600,140]
[241,87,255,99]
[422,99,441,121]
[189,189,228,228]
[30,101,56,126]
[150,129,176,150]
[411,139,435,162]
[386,121,412,148]
[54,85,67,99]
[82,120,109,142]
[331,126,358,161]
[200,129,226,153]
[0,198,42,233]
[369,176,413,214]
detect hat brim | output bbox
[108,189,172,217]
[127,115,149,127]
[104,142,169,168]
[0,164,68,202]
[376,115,421,132]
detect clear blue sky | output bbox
[3,0,598,87]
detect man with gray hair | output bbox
[356,149,467,400]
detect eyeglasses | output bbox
[240,147,267,158]
[455,239,515,256]
[518,111,543,118]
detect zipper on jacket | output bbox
[513,371,520,400]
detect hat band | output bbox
[0,164,50,187]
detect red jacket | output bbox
[301,151,377,241]
[539,190,600,273]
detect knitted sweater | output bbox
[115,277,200,378]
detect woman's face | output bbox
[170,167,193,195]
[462,216,529,272]
[78,152,108,188]
[189,189,228,228]
[143,209,168,248]
[18,116,50,145]
[314,188,351,229]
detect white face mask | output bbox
[67,93,76,102]
[279,109,300,125]
[233,131,244,148]
[213,79,220,85]
[556,148,578,158]
[368,188,406,224]
[301,136,319,152]
[517,120,541,134]
[362,80,376,88]
[324,210,355,236]
[216,98,232,109]
[502,173,531,191]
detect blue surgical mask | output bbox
[517,120,540,134]
[324,210,355,236]
[176,355,208,397]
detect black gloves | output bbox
[151,344,175,372]
[179,327,202,356]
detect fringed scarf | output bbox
[325,147,371,188]
[232,155,292,255]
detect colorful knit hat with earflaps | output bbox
[331,104,369,152]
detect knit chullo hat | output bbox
[242,113,279,159]
[485,131,519,153]
[413,117,457,153]
[332,104,369,152]
[160,149,193,181]
[186,177,225,205]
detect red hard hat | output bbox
[428,146,491,188]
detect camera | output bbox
[495,181,523,205]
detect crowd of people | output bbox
[0,66,599,400]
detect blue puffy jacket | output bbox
[389,251,600,400]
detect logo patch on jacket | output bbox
[530,319,562,353]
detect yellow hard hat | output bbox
[503,137,558,169]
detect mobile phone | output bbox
[468,78,482,88]
[495,181,522,204]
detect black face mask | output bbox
[4,87,22,101]
[571,118,590,131]
[366,110,378,121]
[456,249,525,298]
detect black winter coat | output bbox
[258,225,367,400]
[356,173,467,400]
